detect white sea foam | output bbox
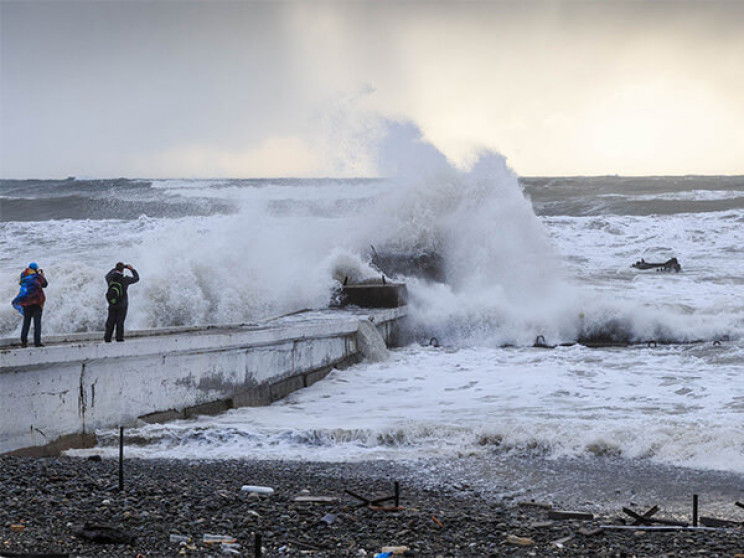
[77,342,744,472]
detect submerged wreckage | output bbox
[631,257,681,273]
[369,245,446,283]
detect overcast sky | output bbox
[2,0,743,178]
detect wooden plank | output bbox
[699,516,742,528]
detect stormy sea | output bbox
[2,127,744,510]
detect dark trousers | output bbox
[105,304,128,342]
[21,304,43,346]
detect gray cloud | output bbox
[2,0,743,177]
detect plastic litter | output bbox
[320,513,337,525]
[169,534,191,543]
[381,546,409,554]
[203,534,237,544]
[221,542,241,554]
[240,485,274,494]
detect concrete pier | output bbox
[0,307,406,456]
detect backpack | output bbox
[106,281,124,305]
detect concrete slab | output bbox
[0,307,406,455]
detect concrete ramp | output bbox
[0,307,406,456]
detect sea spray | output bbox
[362,122,580,346]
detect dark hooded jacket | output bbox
[105,267,139,308]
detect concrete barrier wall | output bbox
[0,308,406,456]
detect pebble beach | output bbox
[2,455,744,557]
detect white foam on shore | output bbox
[76,340,744,473]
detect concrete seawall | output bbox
[0,307,406,456]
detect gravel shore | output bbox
[2,455,744,557]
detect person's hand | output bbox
[125,264,133,270]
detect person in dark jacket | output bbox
[12,262,48,347]
[104,262,139,342]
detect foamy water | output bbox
[89,341,744,472]
[3,125,744,472]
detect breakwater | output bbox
[0,307,406,456]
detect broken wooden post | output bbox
[394,481,400,507]
[254,532,262,557]
[344,489,372,507]
[622,507,688,527]
[693,494,698,527]
[630,505,659,526]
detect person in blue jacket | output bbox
[104,262,139,342]
[12,262,48,347]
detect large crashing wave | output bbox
[0,121,735,345]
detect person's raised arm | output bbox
[126,264,139,284]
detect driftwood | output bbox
[630,505,659,526]
[699,516,743,528]
[622,507,687,527]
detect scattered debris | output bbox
[380,546,409,555]
[551,534,574,548]
[320,513,337,526]
[345,482,401,508]
[203,534,237,544]
[221,542,241,555]
[506,534,535,546]
[240,485,274,495]
[622,507,687,527]
[628,505,659,525]
[71,524,136,545]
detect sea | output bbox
[2,128,744,479]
